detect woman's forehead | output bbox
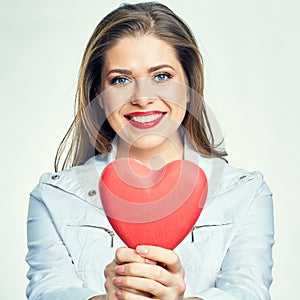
[103,35,179,71]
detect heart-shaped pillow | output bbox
[99,158,207,249]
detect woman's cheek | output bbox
[100,86,133,118]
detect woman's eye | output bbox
[111,77,130,85]
[154,73,172,82]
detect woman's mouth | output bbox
[124,111,166,129]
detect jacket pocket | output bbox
[69,224,115,247]
[178,220,233,274]
[191,221,232,243]
[62,222,123,292]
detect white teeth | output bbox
[131,113,163,123]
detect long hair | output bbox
[55,2,227,171]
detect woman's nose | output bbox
[130,77,157,106]
[130,96,155,107]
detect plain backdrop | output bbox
[0,0,299,298]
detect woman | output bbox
[26,2,274,299]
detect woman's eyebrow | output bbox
[106,69,132,77]
[106,64,175,78]
[148,64,175,73]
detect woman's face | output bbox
[100,35,189,152]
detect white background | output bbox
[0,0,299,298]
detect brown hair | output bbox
[55,2,227,171]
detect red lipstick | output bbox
[124,111,166,129]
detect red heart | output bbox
[99,158,207,249]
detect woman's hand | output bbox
[104,247,154,299]
[112,245,186,300]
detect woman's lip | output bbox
[124,111,165,117]
[125,112,166,129]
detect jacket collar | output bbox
[47,140,254,210]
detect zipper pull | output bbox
[191,227,195,243]
[105,228,115,247]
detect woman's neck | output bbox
[116,131,184,170]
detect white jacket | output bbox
[26,143,274,300]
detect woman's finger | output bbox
[115,288,152,300]
[115,262,173,286]
[113,275,165,296]
[104,257,152,298]
[113,275,185,300]
[135,245,183,274]
[115,247,152,264]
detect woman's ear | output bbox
[186,87,190,104]
[186,94,190,104]
[98,94,104,109]
[184,78,190,103]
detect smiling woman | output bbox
[54,2,227,171]
[25,2,274,300]
[100,35,189,167]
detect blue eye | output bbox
[154,73,172,82]
[111,77,129,85]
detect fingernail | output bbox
[145,258,157,265]
[113,277,122,284]
[116,289,122,296]
[115,265,125,273]
[136,245,148,254]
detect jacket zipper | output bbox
[71,225,115,247]
[191,223,231,243]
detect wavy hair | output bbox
[55,2,227,171]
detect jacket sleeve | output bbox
[26,185,100,300]
[197,176,274,300]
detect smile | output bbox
[124,111,166,129]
